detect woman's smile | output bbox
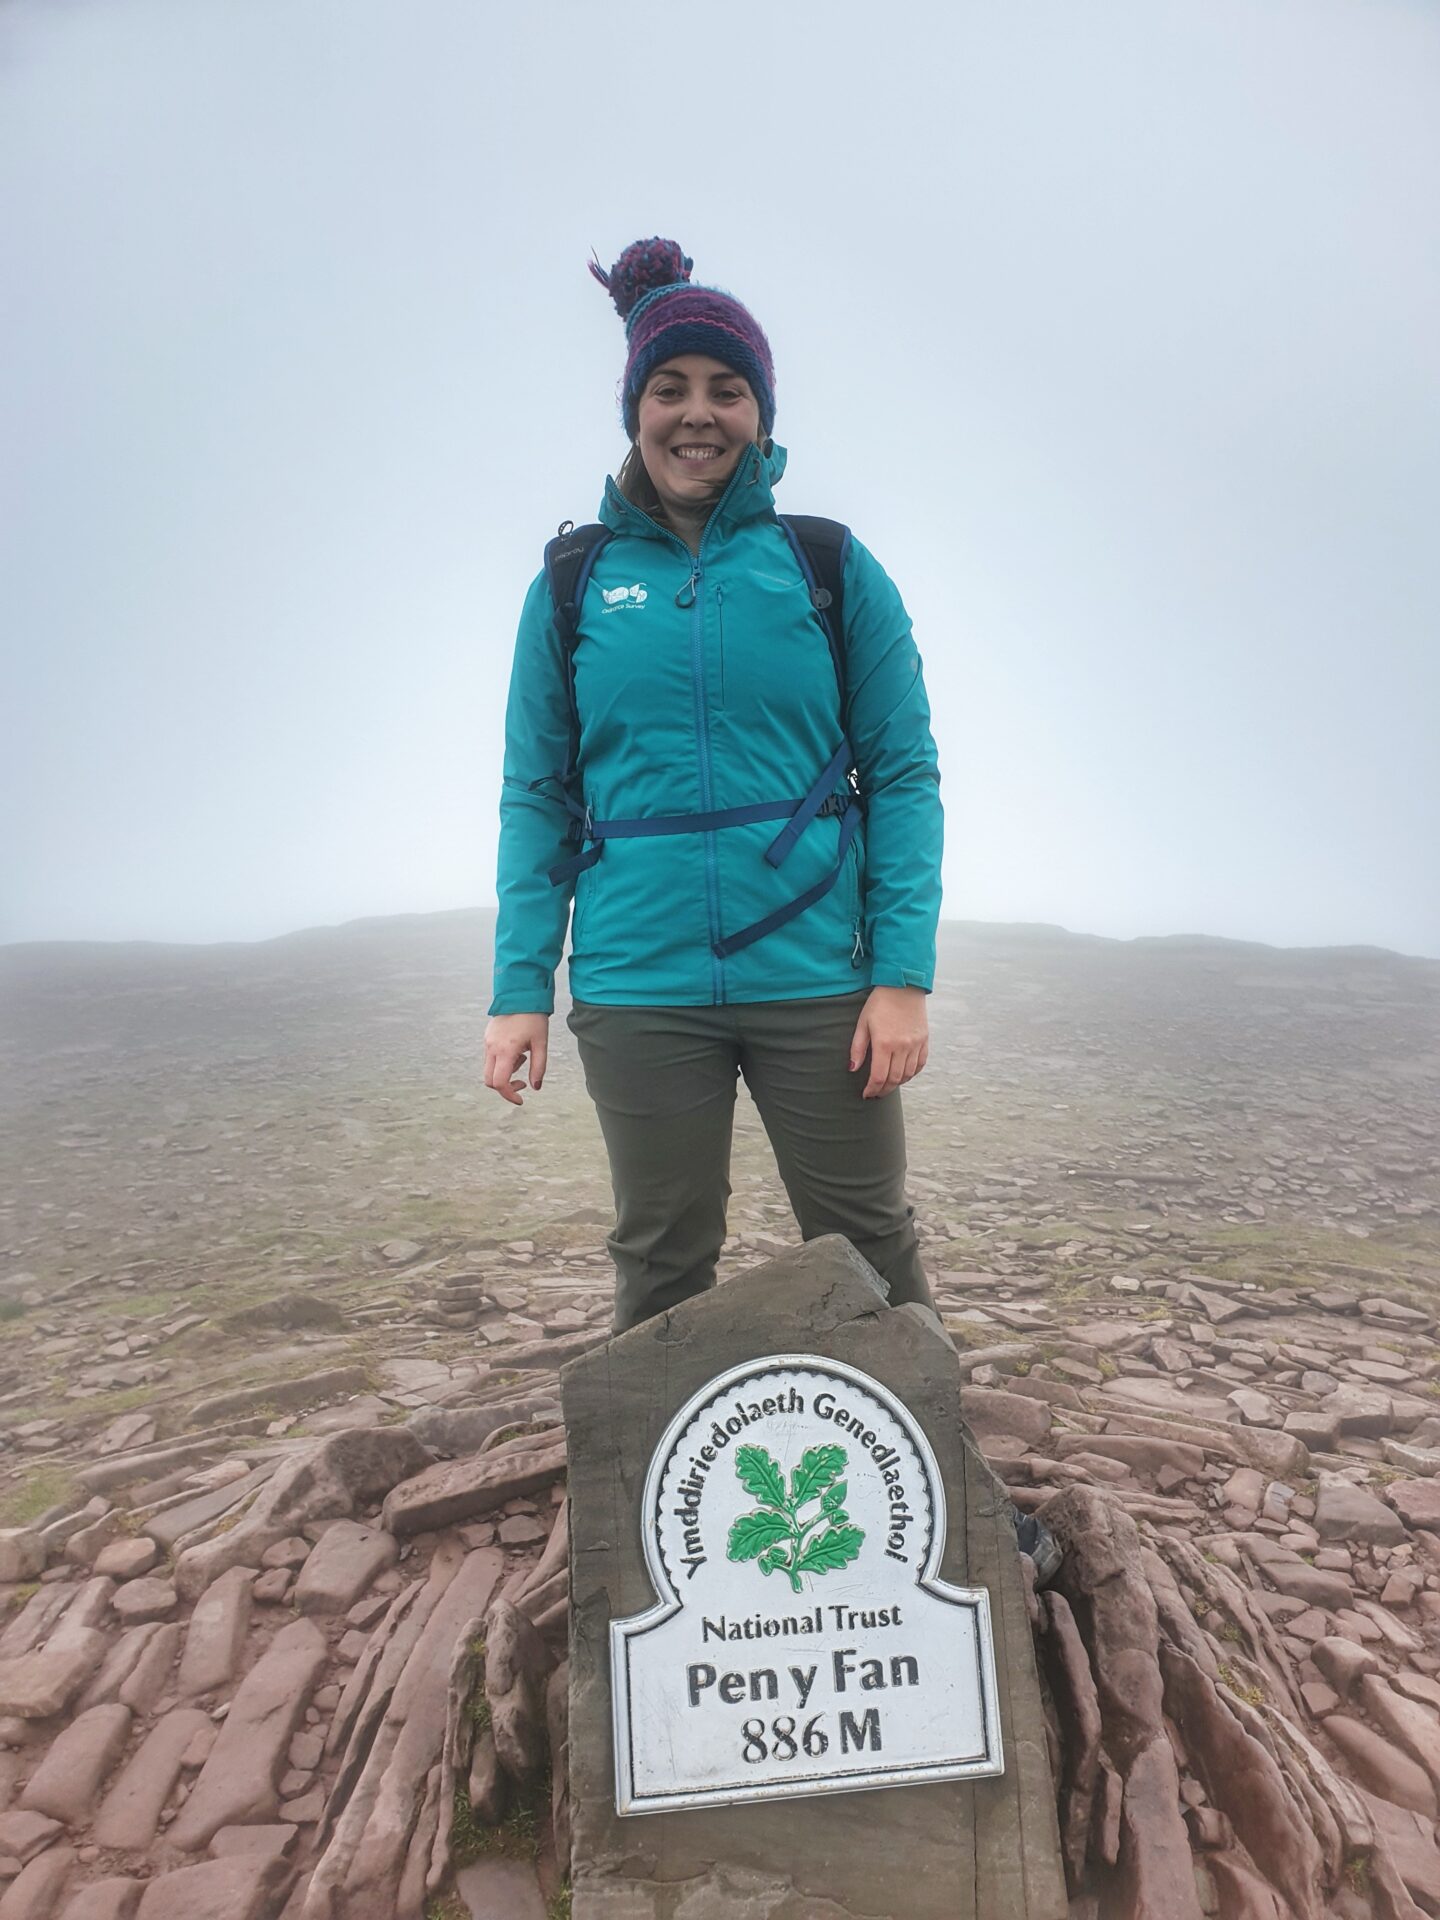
[636,353,762,526]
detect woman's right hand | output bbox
[484,1013,550,1106]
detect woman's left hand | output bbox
[849,985,929,1099]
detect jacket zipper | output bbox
[715,583,725,709]
[617,450,760,1005]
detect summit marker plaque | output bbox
[612,1354,1002,1812]
[561,1237,1068,1920]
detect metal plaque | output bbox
[611,1353,1004,1815]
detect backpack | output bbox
[536,515,863,960]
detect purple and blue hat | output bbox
[590,238,776,440]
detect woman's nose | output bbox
[681,394,715,426]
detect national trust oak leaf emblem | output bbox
[726,1442,865,1593]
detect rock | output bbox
[1228,1389,1282,1428]
[1315,1475,1409,1547]
[1389,1480,1440,1533]
[381,1434,566,1537]
[1382,1439,1440,1477]
[75,1627,161,1712]
[1328,1388,1395,1438]
[57,1879,144,1919]
[1262,1561,1353,1612]
[405,1398,560,1458]
[484,1601,548,1784]
[117,1624,180,1711]
[187,1367,370,1428]
[0,1537,45,1587]
[173,1428,431,1601]
[142,1474,269,1555]
[495,1515,548,1547]
[91,1706,213,1847]
[222,1293,346,1335]
[287,1732,322,1773]
[959,1387,1052,1449]
[251,1571,290,1606]
[1360,1298,1431,1327]
[0,1635,108,1721]
[1324,1716,1437,1817]
[95,1414,158,1457]
[1054,1433,1204,1481]
[1311,1638,1379,1697]
[1160,1643,1323,1917]
[132,1857,289,1920]
[259,1540,310,1570]
[20,1706,131,1825]
[1357,1791,1440,1917]
[110,1581,177,1626]
[176,1567,253,1700]
[0,1844,74,1919]
[91,1540,159,1582]
[453,1859,547,1920]
[1284,1411,1340,1450]
[301,1546,505,1919]
[1042,1488,1203,1919]
[166,1619,327,1850]
[0,1811,64,1865]
[292,1522,397,1616]
[1358,1674,1440,1796]
[208,1828,295,1862]
[1300,1682,1339,1717]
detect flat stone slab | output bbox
[381,1434,566,1536]
[176,1566,253,1700]
[92,1708,214,1849]
[560,1235,1067,1920]
[134,1856,289,1920]
[455,1858,547,1919]
[20,1703,132,1825]
[167,1618,327,1850]
[292,1520,397,1615]
[0,1633,108,1720]
[57,1879,145,1919]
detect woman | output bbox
[484,238,943,1334]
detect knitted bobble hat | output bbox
[589,237,776,439]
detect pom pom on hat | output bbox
[590,236,776,438]
[589,238,693,325]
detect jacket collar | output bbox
[598,441,789,544]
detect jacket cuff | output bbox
[868,963,932,992]
[487,989,556,1017]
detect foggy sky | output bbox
[3,0,1438,958]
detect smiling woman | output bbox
[483,237,945,1334]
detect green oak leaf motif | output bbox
[725,1443,865,1594]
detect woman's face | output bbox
[635,354,762,521]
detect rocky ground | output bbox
[0,908,1436,1919]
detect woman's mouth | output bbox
[671,445,722,463]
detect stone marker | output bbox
[560,1236,1067,1919]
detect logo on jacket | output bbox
[601,583,648,611]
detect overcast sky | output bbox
[4,0,1438,960]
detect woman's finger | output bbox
[863,1040,894,1098]
[848,1015,870,1074]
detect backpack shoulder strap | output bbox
[542,520,611,784]
[777,514,852,712]
[544,520,611,651]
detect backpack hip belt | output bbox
[543,738,863,959]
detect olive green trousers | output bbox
[566,989,933,1333]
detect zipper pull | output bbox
[675,562,701,609]
[851,922,865,967]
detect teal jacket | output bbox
[489,442,942,1013]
